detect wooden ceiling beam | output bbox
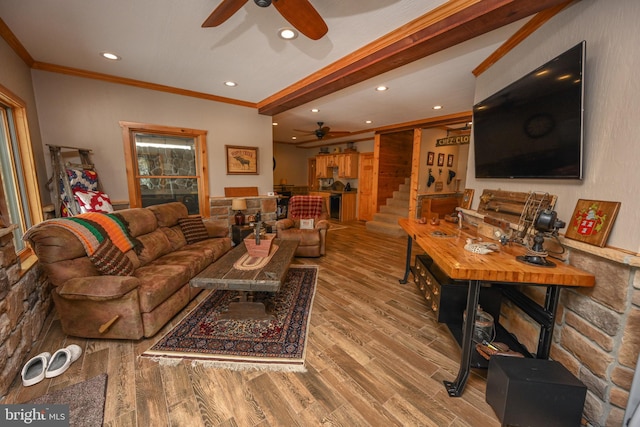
[257,0,572,116]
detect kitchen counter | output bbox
[309,190,357,221]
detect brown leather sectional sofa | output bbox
[25,202,231,340]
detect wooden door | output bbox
[308,158,317,190]
[357,152,375,221]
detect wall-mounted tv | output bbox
[473,41,585,179]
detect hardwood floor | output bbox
[4,220,501,426]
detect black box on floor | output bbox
[486,356,587,427]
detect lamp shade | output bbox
[232,198,247,211]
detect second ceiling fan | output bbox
[202,0,328,40]
[294,122,351,140]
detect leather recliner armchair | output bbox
[275,195,329,257]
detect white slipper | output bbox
[45,344,83,379]
[21,352,51,386]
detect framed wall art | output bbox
[447,154,454,167]
[437,153,445,166]
[565,199,621,247]
[427,152,435,166]
[461,189,474,210]
[226,145,258,175]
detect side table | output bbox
[231,225,253,245]
[231,223,273,245]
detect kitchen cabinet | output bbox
[315,156,331,178]
[315,153,359,179]
[340,192,357,221]
[338,153,359,178]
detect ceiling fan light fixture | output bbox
[278,28,298,40]
[254,0,272,7]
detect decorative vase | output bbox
[244,233,274,257]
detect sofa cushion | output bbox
[186,237,232,262]
[178,216,209,244]
[160,225,187,251]
[89,239,135,276]
[155,249,210,277]
[115,208,158,237]
[135,263,192,312]
[136,229,172,266]
[148,202,188,227]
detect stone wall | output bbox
[208,196,278,232]
[500,248,639,426]
[0,228,50,397]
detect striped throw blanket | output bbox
[26,212,140,256]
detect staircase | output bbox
[365,178,410,237]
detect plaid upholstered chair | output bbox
[275,195,330,257]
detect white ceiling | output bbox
[0,0,530,148]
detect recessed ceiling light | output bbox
[365,120,372,124]
[278,28,298,40]
[100,52,121,61]
[311,108,319,113]
[375,86,388,91]
[433,105,443,110]
[224,81,237,87]
[272,122,278,126]
[292,136,297,140]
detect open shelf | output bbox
[445,322,533,369]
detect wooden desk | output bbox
[398,218,594,397]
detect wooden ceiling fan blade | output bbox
[202,0,248,27]
[293,128,315,134]
[273,0,328,40]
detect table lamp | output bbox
[232,198,247,225]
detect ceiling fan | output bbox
[202,0,328,40]
[294,122,351,140]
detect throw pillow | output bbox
[178,216,209,244]
[300,218,314,229]
[89,239,134,276]
[74,190,114,213]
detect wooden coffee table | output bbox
[190,238,299,320]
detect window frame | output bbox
[0,83,44,263]
[119,121,210,216]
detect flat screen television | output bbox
[473,41,585,179]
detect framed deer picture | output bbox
[226,145,258,175]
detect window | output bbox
[0,84,44,260]
[120,122,209,216]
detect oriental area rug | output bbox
[142,265,318,372]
